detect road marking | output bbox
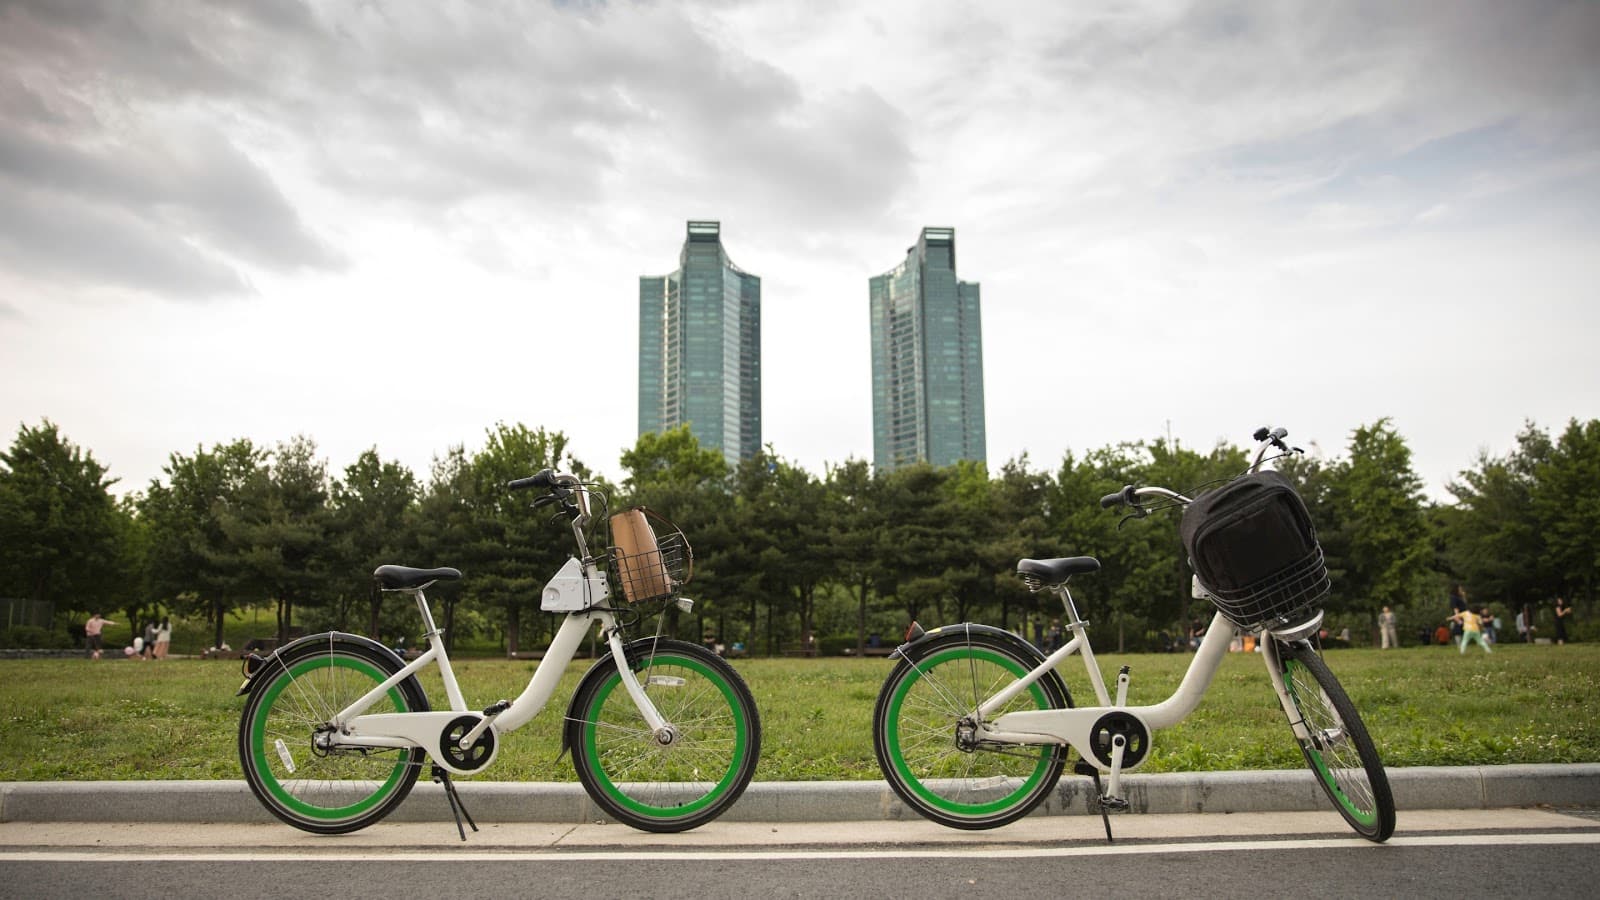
[4,831,1599,863]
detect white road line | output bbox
[3,831,1598,863]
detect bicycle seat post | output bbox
[409,586,443,647]
[1057,583,1086,629]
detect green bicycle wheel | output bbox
[568,639,760,832]
[1280,641,1396,842]
[239,635,428,834]
[874,629,1070,829]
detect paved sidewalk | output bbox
[5,808,1598,852]
[3,765,1598,824]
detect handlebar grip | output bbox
[508,469,557,491]
[1101,486,1131,508]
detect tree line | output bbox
[2,417,1596,654]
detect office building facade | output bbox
[639,221,761,463]
[869,227,986,471]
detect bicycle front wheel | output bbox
[1279,641,1396,842]
[873,630,1070,829]
[568,639,760,832]
[239,636,428,834]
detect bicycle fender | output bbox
[893,623,1073,705]
[235,631,413,699]
[894,622,1043,665]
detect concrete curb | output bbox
[3,765,1598,824]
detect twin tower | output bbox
[638,221,986,472]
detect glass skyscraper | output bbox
[639,221,762,463]
[869,227,986,471]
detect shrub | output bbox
[0,625,74,649]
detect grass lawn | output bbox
[1,642,1594,782]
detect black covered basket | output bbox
[1180,470,1330,631]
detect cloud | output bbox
[0,0,343,301]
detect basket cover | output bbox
[610,508,673,603]
[1180,470,1319,601]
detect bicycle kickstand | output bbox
[433,765,479,841]
[1074,759,1120,843]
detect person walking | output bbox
[141,620,157,661]
[154,617,172,659]
[84,612,115,660]
[1449,608,1492,654]
[1554,597,1571,645]
[1379,606,1399,649]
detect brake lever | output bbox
[1117,504,1149,529]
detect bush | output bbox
[0,625,74,650]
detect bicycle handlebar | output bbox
[507,469,557,491]
[507,469,583,491]
[1100,485,1137,509]
[1104,427,1295,514]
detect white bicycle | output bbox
[237,469,760,837]
[872,427,1395,842]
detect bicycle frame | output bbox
[320,484,671,776]
[976,443,1325,800]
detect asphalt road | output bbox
[3,809,1597,899]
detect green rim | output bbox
[884,646,1053,817]
[1285,658,1379,828]
[249,654,411,821]
[580,652,749,819]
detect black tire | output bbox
[567,639,760,832]
[873,629,1070,829]
[239,635,428,834]
[1279,641,1396,842]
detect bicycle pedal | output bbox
[481,699,511,717]
[1097,796,1130,812]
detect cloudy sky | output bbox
[2,0,1597,502]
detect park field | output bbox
[1,643,1595,782]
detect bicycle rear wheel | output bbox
[239,636,428,834]
[568,639,760,832]
[873,629,1070,829]
[1278,641,1395,842]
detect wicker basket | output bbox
[607,508,692,603]
[1200,545,1329,632]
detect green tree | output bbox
[1532,418,1600,606]
[466,423,594,655]
[1048,444,1153,649]
[412,446,475,651]
[740,451,832,654]
[825,458,885,652]
[329,449,419,638]
[1317,420,1433,626]
[874,464,959,626]
[140,439,267,650]
[217,436,333,644]
[1437,423,1550,615]
[0,421,129,619]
